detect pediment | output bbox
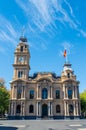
[10,78,27,84]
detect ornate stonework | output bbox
[9,37,81,119]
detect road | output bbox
[0,119,86,130]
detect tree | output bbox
[80,90,86,117]
[0,79,10,117]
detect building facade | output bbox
[9,36,81,119]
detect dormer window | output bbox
[67,73,70,78]
[20,46,23,52]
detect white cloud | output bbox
[79,29,86,37]
[15,0,86,38]
[0,15,19,47]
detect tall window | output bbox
[20,46,23,52]
[69,104,73,113]
[16,105,21,113]
[30,90,34,99]
[56,105,60,113]
[56,90,60,99]
[18,71,23,78]
[68,89,72,99]
[17,86,22,99]
[67,73,70,78]
[42,88,48,99]
[29,105,34,113]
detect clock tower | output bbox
[13,36,30,80]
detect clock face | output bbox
[18,56,24,62]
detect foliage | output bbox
[80,90,86,115]
[0,79,10,117]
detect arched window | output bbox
[42,88,48,99]
[68,89,72,99]
[67,73,70,78]
[16,105,21,113]
[69,104,73,113]
[56,105,60,113]
[29,105,34,113]
[56,90,60,99]
[20,46,23,52]
[30,90,34,99]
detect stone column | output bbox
[14,56,17,64]
[65,86,67,98]
[39,102,41,117]
[23,86,26,98]
[12,85,14,99]
[15,86,17,99]
[73,86,75,99]
[40,86,42,99]
[48,87,50,99]
[37,84,38,99]
[50,102,53,116]
[63,84,65,98]
[73,101,76,116]
[22,102,25,116]
[66,86,68,98]
[21,102,22,116]
[75,86,78,98]
[51,86,52,99]
[76,102,79,116]
[67,102,69,116]
[22,86,25,98]
[36,102,38,116]
[48,102,50,116]
[64,101,67,116]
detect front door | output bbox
[42,104,48,118]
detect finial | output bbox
[19,26,27,42]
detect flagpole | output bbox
[66,52,68,63]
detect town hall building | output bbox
[9,36,81,119]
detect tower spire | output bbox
[19,26,27,42]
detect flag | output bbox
[63,50,66,57]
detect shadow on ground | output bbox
[0,126,18,130]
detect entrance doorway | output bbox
[42,104,48,118]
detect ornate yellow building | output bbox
[9,36,81,119]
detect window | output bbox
[69,104,73,113]
[20,46,23,52]
[56,90,60,99]
[29,105,34,113]
[68,89,72,99]
[30,90,34,99]
[18,71,23,78]
[16,105,21,113]
[56,105,60,113]
[42,88,48,99]
[68,73,70,78]
[17,86,22,99]
[25,45,27,48]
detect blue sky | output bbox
[0,0,86,92]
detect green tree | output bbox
[0,79,10,117]
[80,90,86,117]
